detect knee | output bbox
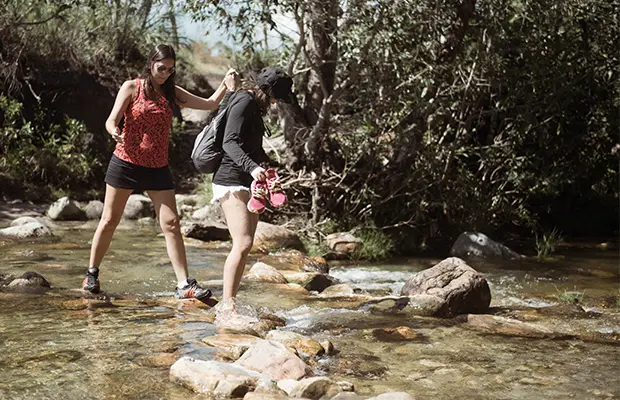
[160,215,181,235]
[233,236,254,256]
[99,213,122,230]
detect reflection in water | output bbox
[0,227,619,399]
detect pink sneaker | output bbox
[247,180,268,214]
[265,168,287,207]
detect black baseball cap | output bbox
[256,66,295,103]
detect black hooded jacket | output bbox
[212,91,269,187]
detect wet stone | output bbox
[372,326,421,342]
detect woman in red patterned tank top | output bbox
[82,44,238,301]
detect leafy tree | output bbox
[184,0,619,247]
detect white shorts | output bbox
[211,183,250,204]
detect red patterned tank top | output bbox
[113,78,173,168]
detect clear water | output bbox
[0,222,618,399]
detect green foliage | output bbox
[0,96,98,196]
[184,0,619,244]
[1,0,184,75]
[352,227,395,261]
[193,174,213,206]
[555,286,585,304]
[535,228,564,259]
[300,236,331,258]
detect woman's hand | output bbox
[251,166,267,182]
[223,68,239,91]
[110,126,123,144]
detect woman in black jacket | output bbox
[212,66,295,303]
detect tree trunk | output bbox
[303,0,338,126]
[168,0,179,49]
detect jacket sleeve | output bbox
[222,95,261,174]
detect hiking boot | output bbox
[82,269,100,293]
[175,278,212,300]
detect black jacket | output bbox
[212,91,269,187]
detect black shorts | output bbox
[105,154,174,191]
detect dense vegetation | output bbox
[1,0,618,253]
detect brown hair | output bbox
[239,77,271,116]
[142,44,180,108]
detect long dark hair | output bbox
[142,44,179,108]
[239,77,271,116]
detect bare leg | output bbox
[89,185,132,268]
[220,190,259,299]
[147,189,188,284]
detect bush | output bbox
[0,96,99,199]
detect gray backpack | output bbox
[191,92,239,174]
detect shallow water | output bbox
[0,223,619,399]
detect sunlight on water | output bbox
[1,226,619,399]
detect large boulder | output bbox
[182,221,230,241]
[279,377,343,399]
[47,197,86,221]
[450,232,521,260]
[202,333,264,361]
[325,232,363,255]
[84,200,104,220]
[0,222,54,239]
[10,216,39,226]
[191,203,226,224]
[245,263,289,284]
[234,340,313,380]
[254,222,304,251]
[123,194,155,219]
[400,257,491,317]
[170,356,265,397]
[264,330,325,359]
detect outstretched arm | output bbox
[175,69,238,110]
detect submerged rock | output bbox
[456,314,558,338]
[367,393,417,400]
[280,271,337,293]
[450,231,521,260]
[0,273,15,287]
[372,326,421,342]
[320,284,357,297]
[400,257,491,317]
[8,271,51,292]
[258,250,329,274]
